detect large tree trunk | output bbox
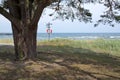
[0,0,51,60]
[12,24,38,60]
[7,0,38,60]
[23,25,38,60]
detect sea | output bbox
[0,33,120,40]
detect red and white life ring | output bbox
[47,29,52,34]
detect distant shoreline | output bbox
[0,43,14,46]
[0,33,12,35]
[0,33,120,40]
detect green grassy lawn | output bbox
[38,39,120,57]
[0,39,120,80]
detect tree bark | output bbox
[23,25,38,60]
[12,25,20,60]
[8,0,21,60]
[12,24,38,60]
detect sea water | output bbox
[0,33,120,40]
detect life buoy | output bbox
[47,29,52,34]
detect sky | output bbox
[0,2,120,33]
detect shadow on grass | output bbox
[0,45,120,80]
[0,45,14,61]
[37,45,120,67]
[37,45,120,80]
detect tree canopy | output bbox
[0,0,120,26]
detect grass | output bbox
[0,38,120,80]
[0,39,13,44]
[38,39,120,57]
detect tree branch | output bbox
[0,6,22,31]
[30,0,51,28]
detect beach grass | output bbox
[0,39,120,80]
[38,39,120,57]
[0,39,13,44]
